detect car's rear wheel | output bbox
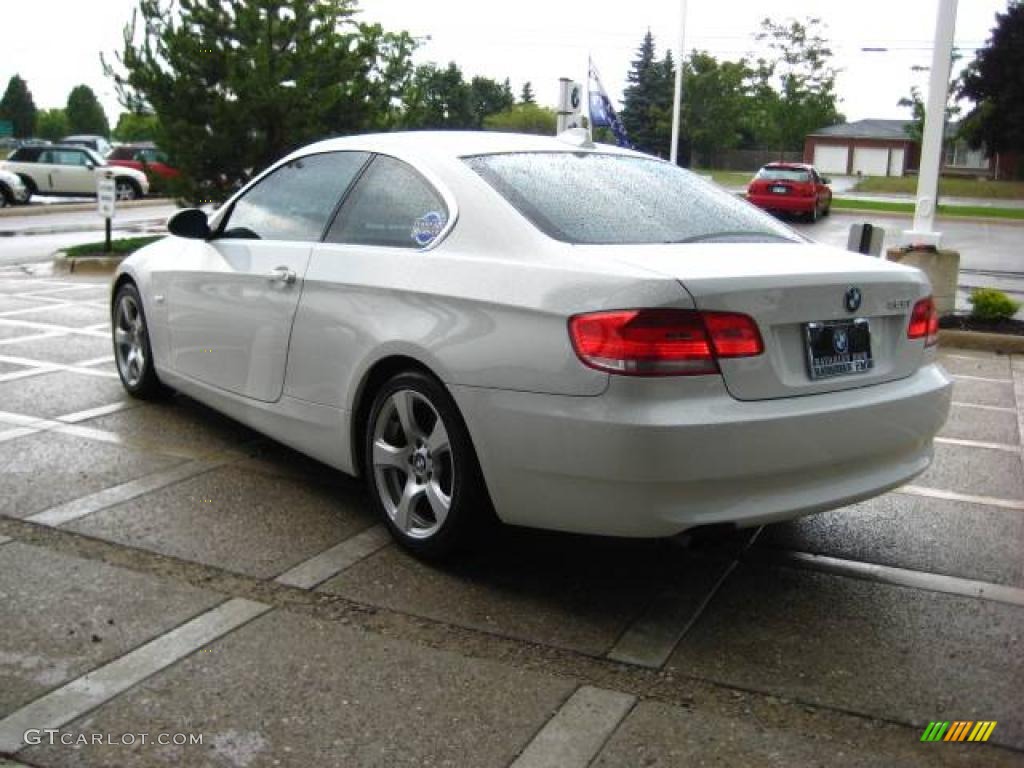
[364,371,488,559]
[115,179,141,201]
[0,185,11,208]
[112,283,165,399]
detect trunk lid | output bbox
[580,242,931,401]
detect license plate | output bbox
[771,185,788,194]
[804,320,873,380]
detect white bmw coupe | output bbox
[112,131,952,557]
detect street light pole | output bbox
[907,0,958,244]
[669,0,688,165]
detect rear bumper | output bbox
[453,364,952,537]
[747,193,816,213]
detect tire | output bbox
[823,201,831,217]
[17,174,37,197]
[0,184,11,208]
[111,283,166,399]
[809,201,820,223]
[115,178,141,201]
[364,371,490,559]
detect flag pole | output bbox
[669,0,688,164]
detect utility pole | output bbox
[669,0,688,165]
[906,0,958,244]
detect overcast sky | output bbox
[1,0,1009,128]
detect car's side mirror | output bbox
[167,208,211,240]
[85,162,95,170]
[822,176,832,185]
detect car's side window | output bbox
[325,155,449,249]
[220,151,370,242]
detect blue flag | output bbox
[588,60,632,149]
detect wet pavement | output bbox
[0,271,1022,766]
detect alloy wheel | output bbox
[371,389,454,540]
[113,293,147,387]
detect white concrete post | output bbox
[906,0,958,245]
[669,0,688,165]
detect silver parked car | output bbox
[0,168,30,206]
[112,131,952,558]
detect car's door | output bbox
[165,150,370,402]
[814,170,831,207]
[32,149,61,192]
[48,149,96,195]
[284,154,453,409]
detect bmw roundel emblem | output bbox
[833,327,849,354]
[844,287,862,313]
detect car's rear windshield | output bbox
[756,167,811,182]
[464,152,798,245]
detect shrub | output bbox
[968,288,1021,322]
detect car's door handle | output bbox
[267,266,296,285]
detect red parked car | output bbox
[107,143,180,182]
[746,163,832,222]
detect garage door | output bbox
[852,147,889,177]
[888,148,905,177]
[813,144,848,175]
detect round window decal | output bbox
[411,211,447,247]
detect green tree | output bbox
[749,17,843,153]
[35,108,68,141]
[958,2,1024,165]
[620,31,677,158]
[898,81,960,145]
[65,85,110,136]
[400,62,473,129]
[519,81,535,104]
[682,52,753,167]
[104,0,416,202]
[468,76,515,129]
[0,75,38,138]
[483,103,556,135]
[113,111,160,141]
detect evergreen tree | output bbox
[0,75,38,138]
[65,85,109,136]
[620,31,675,158]
[519,81,535,104]
[958,2,1024,165]
[104,0,416,202]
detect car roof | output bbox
[761,162,813,170]
[294,131,639,161]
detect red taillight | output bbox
[568,309,763,377]
[907,297,939,347]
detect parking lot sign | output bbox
[97,175,116,218]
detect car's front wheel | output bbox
[112,283,165,398]
[364,371,489,559]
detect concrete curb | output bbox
[51,253,125,275]
[829,203,1024,227]
[0,198,174,219]
[938,329,1024,354]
